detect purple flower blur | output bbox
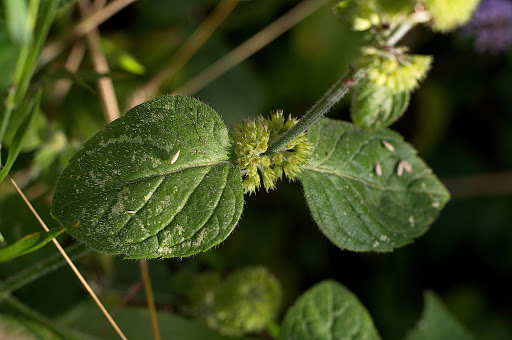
[464,0,512,53]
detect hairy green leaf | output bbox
[406,291,475,340]
[279,280,380,340]
[51,96,244,259]
[0,227,65,262]
[300,118,449,252]
[351,79,410,129]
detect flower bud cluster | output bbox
[359,47,432,93]
[421,0,481,32]
[334,0,413,31]
[231,111,312,195]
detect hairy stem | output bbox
[265,67,364,156]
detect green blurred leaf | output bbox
[0,313,50,340]
[102,38,146,75]
[59,303,253,340]
[279,280,381,340]
[351,79,410,129]
[0,90,41,184]
[51,95,244,259]
[0,226,65,262]
[406,291,475,340]
[2,0,31,45]
[1,104,46,152]
[300,118,449,252]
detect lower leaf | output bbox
[279,280,380,340]
[0,227,65,262]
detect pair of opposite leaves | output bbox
[51,96,449,259]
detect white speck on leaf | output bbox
[374,162,382,177]
[171,149,180,164]
[381,140,395,152]
[400,160,412,173]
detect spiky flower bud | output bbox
[422,0,481,32]
[262,168,277,192]
[231,111,312,195]
[334,0,414,31]
[360,47,432,93]
[204,267,282,336]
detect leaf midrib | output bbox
[303,165,446,196]
[55,160,231,213]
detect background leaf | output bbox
[279,280,380,340]
[406,291,475,340]
[58,303,254,340]
[51,95,244,259]
[350,79,410,129]
[300,118,449,252]
[0,313,63,340]
[0,226,65,262]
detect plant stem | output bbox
[386,19,414,46]
[264,8,424,156]
[139,259,161,340]
[265,67,365,156]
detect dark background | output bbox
[1,1,511,339]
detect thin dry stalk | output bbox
[52,40,86,108]
[39,0,136,68]
[8,175,128,340]
[172,0,330,96]
[126,0,240,110]
[139,259,161,340]
[78,0,120,122]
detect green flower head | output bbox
[422,0,481,32]
[231,111,312,195]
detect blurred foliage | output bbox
[0,0,511,339]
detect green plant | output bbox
[2,0,508,339]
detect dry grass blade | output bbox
[126,0,240,110]
[139,259,161,340]
[51,40,86,109]
[78,0,120,122]
[39,0,136,68]
[8,175,128,340]
[172,0,330,96]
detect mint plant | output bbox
[1,0,496,339]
